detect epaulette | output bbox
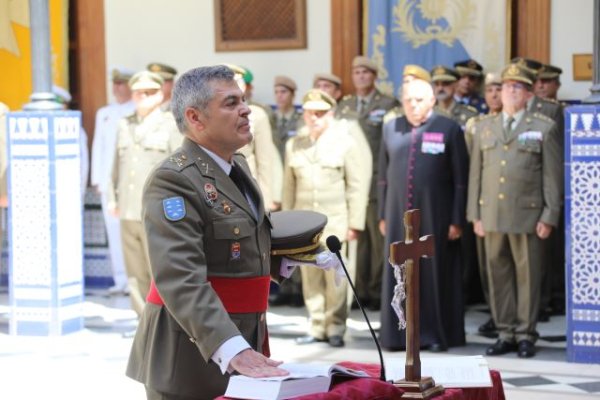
[541,97,559,104]
[165,151,194,171]
[464,105,478,113]
[531,112,555,124]
[341,94,353,101]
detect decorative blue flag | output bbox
[366,0,508,97]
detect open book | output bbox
[224,362,370,400]
[385,355,493,388]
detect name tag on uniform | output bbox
[163,196,186,221]
[421,132,445,154]
[368,109,386,123]
[518,131,542,142]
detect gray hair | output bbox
[171,65,235,133]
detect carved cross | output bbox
[390,209,435,383]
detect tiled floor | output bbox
[1,289,600,399]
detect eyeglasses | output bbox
[502,82,527,91]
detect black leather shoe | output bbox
[295,335,326,345]
[478,318,499,338]
[517,340,535,358]
[328,335,345,347]
[486,339,516,356]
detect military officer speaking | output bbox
[107,71,182,318]
[467,63,562,358]
[126,65,289,400]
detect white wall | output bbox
[550,0,594,100]
[103,0,331,105]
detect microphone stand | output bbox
[328,243,387,382]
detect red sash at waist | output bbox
[146,275,270,314]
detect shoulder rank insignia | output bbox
[163,196,186,221]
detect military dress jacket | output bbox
[126,138,279,399]
[435,100,479,131]
[282,121,370,239]
[272,108,303,159]
[529,95,565,145]
[238,104,277,207]
[108,108,182,221]
[336,89,399,200]
[466,111,562,234]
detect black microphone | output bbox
[326,235,387,382]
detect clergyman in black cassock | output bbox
[377,78,469,351]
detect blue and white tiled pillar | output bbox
[565,105,600,363]
[7,111,84,336]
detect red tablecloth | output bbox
[219,361,505,400]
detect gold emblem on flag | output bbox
[392,0,476,48]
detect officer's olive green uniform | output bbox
[467,111,562,343]
[127,141,277,399]
[272,108,302,159]
[435,101,479,131]
[108,108,182,315]
[282,121,369,339]
[336,90,399,305]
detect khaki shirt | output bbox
[467,111,562,233]
[108,108,182,221]
[282,119,370,239]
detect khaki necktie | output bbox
[504,116,515,140]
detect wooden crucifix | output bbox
[390,209,443,399]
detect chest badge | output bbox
[230,242,241,260]
[203,183,218,207]
[163,196,186,221]
[222,201,232,215]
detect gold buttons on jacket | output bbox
[500,160,506,166]
[233,227,240,235]
[498,193,505,200]
[500,177,505,183]
[479,199,484,205]
[503,145,509,151]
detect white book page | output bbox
[385,356,492,388]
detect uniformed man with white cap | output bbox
[107,70,182,318]
[91,67,135,294]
